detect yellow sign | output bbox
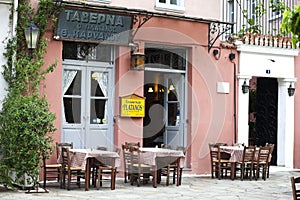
[120,94,145,117]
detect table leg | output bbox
[111,163,115,190]
[231,162,235,181]
[176,158,180,186]
[153,165,157,188]
[85,158,90,191]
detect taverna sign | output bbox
[56,9,132,45]
[120,94,145,117]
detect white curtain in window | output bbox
[95,72,108,123]
[95,72,108,97]
[63,70,78,95]
[62,70,78,122]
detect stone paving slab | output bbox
[0,166,299,200]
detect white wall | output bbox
[0,2,12,110]
[237,44,298,168]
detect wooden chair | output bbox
[235,146,255,180]
[159,146,185,186]
[125,142,140,147]
[129,146,154,186]
[42,142,73,189]
[92,147,120,190]
[266,143,275,178]
[91,146,108,186]
[61,147,85,190]
[208,143,232,179]
[291,176,300,200]
[122,143,132,183]
[253,146,270,181]
[121,142,140,183]
[96,157,116,190]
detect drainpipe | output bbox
[229,53,237,143]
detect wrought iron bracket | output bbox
[208,22,233,52]
[130,13,153,44]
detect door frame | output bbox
[237,44,298,168]
[144,67,187,148]
[62,59,114,149]
[163,73,186,148]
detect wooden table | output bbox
[68,149,121,191]
[219,146,244,180]
[139,147,185,188]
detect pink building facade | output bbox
[36,0,300,175]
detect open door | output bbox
[163,73,185,148]
[143,71,185,148]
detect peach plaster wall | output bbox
[294,53,300,168]
[189,46,236,174]
[114,45,144,147]
[41,15,237,174]
[132,17,236,174]
[42,30,63,163]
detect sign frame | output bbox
[120,94,145,117]
[55,8,132,45]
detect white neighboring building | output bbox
[0,0,16,109]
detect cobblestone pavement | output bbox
[0,166,299,200]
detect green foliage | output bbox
[237,1,266,36]
[236,0,286,37]
[0,94,56,186]
[0,0,60,188]
[281,5,300,48]
[270,0,286,13]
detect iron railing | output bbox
[221,0,297,39]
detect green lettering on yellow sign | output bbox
[120,98,145,117]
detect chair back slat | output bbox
[129,146,141,167]
[209,143,226,161]
[57,142,73,161]
[125,142,140,147]
[243,146,255,162]
[209,143,219,162]
[257,146,270,163]
[122,144,132,165]
[291,176,300,200]
[266,143,275,157]
[61,147,71,171]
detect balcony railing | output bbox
[221,0,297,40]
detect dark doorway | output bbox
[254,77,278,165]
[143,83,165,147]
